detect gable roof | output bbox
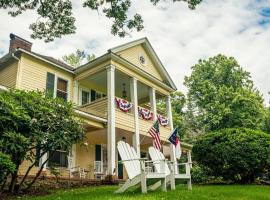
[109,37,177,90]
[0,48,74,73]
[0,38,177,91]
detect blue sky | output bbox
[1,0,270,103]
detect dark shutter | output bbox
[91,90,96,102]
[95,145,101,161]
[46,72,55,97]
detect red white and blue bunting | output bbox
[158,114,169,126]
[138,107,153,120]
[115,97,133,112]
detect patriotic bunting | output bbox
[138,107,153,120]
[115,97,133,112]
[157,114,169,126]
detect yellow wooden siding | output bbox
[115,110,135,132]
[112,60,170,96]
[139,118,171,140]
[117,45,163,81]
[19,54,74,101]
[78,97,107,118]
[0,61,18,88]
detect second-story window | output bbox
[56,78,68,101]
[81,90,90,105]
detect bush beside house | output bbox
[193,128,270,183]
[0,89,85,193]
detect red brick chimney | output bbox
[9,33,32,53]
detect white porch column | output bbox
[73,80,79,105]
[149,88,157,121]
[107,65,116,176]
[130,77,140,156]
[40,152,48,171]
[187,150,192,168]
[166,95,177,172]
[71,144,76,168]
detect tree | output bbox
[184,54,265,133]
[0,0,202,42]
[263,108,270,134]
[193,128,270,183]
[157,91,187,138]
[62,49,96,67]
[0,89,85,193]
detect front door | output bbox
[118,153,123,179]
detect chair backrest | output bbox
[117,141,141,179]
[148,147,170,176]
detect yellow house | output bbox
[0,33,192,180]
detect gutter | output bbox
[74,109,107,123]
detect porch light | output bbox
[122,83,127,99]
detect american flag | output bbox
[148,120,161,150]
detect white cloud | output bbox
[1,0,270,102]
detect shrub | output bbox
[193,128,270,183]
[0,152,16,185]
[191,164,210,184]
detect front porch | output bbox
[71,127,192,181]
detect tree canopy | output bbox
[0,0,202,42]
[62,49,96,67]
[184,54,265,132]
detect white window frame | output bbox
[79,86,91,106]
[54,75,70,101]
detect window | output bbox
[81,90,90,105]
[56,78,68,101]
[49,149,68,168]
[46,72,55,98]
[90,89,104,102]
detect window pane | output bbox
[91,90,96,102]
[96,92,102,100]
[57,90,67,101]
[46,72,55,97]
[82,91,89,105]
[57,78,67,92]
[49,150,68,168]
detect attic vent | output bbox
[139,54,146,66]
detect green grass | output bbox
[22,185,270,200]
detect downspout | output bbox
[11,51,22,89]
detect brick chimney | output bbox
[9,33,32,53]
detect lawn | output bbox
[21,185,270,200]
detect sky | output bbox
[0,0,270,103]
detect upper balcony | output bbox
[77,96,172,139]
[74,66,173,139]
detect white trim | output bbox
[79,86,91,106]
[54,76,70,101]
[149,88,157,121]
[130,77,140,156]
[107,65,116,176]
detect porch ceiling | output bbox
[79,69,164,103]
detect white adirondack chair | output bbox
[148,146,192,190]
[115,141,167,193]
